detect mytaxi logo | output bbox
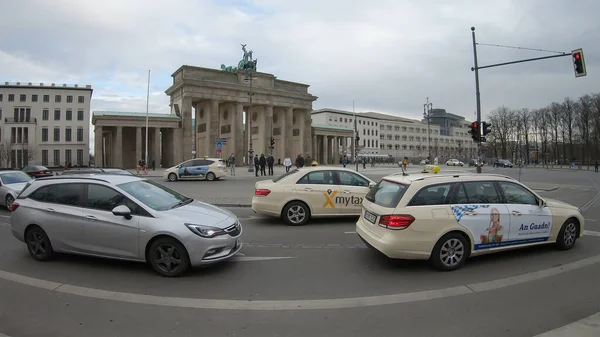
[323,189,338,208]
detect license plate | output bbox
[364,210,377,224]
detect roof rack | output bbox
[36,175,111,183]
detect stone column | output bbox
[94,125,103,167]
[344,137,348,157]
[182,97,193,161]
[312,134,317,162]
[206,100,220,157]
[264,105,273,156]
[234,103,244,166]
[153,127,161,167]
[323,136,329,165]
[115,126,123,168]
[283,107,293,159]
[303,109,312,157]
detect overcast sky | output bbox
[1,0,598,128]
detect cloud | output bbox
[1,0,599,138]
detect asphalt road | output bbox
[1,166,599,337]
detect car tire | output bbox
[430,232,470,271]
[206,172,216,181]
[25,226,55,261]
[148,237,191,277]
[5,194,14,210]
[282,201,310,226]
[555,219,579,251]
[168,173,178,182]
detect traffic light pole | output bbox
[471,27,483,174]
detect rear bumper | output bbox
[356,219,432,260]
[251,196,281,217]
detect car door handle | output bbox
[45,208,55,213]
[343,190,351,194]
[464,211,477,216]
[512,211,522,216]
[304,188,312,192]
[84,215,97,220]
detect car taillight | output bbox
[255,189,271,197]
[10,202,20,212]
[379,215,415,230]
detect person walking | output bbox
[254,155,260,177]
[229,153,236,176]
[259,154,267,176]
[283,156,292,172]
[267,155,275,176]
[595,160,598,173]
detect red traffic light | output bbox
[471,122,478,128]
[574,53,581,60]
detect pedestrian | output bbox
[152,160,156,171]
[229,153,236,176]
[267,155,274,175]
[259,154,267,176]
[254,155,260,177]
[283,156,292,172]
[595,160,598,173]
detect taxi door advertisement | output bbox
[451,204,553,250]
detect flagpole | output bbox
[145,70,150,166]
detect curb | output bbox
[211,203,252,208]
[531,186,559,192]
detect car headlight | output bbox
[185,224,225,238]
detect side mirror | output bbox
[112,205,132,220]
[369,182,376,189]
[539,199,547,208]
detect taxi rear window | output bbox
[273,169,299,183]
[365,179,408,208]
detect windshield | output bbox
[0,172,33,185]
[118,179,192,211]
[272,169,299,183]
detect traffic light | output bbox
[482,121,492,136]
[468,122,480,142]
[572,49,587,78]
[270,138,275,147]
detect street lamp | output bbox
[423,98,433,161]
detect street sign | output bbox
[216,141,223,150]
[216,137,227,145]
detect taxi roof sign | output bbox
[422,165,441,174]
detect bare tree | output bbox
[537,108,551,166]
[548,102,563,163]
[488,106,515,159]
[0,145,11,168]
[25,146,37,166]
[517,109,531,164]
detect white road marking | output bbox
[344,231,357,234]
[0,214,10,219]
[585,218,597,222]
[231,256,293,262]
[583,230,600,237]
[0,223,9,227]
[533,311,600,336]
[1,253,600,310]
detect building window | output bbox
[43,95,50,102]
[19,94,26,102]
[77,149,83,166]
[0,94,3,101]
[77,110,84,121]
[32,94,38,102]
[67,95,73,103]
[53,150,60,166]
[54,128,60,141]
[54,109,60,120]
[42,150,48,166]
[0,108,2,119]
[55,95,61,103]
[23,127,29,144]
[66,109,72,121]
[65,128,72,142]
[78,96,84,103]
[8,94,14,102]
[42,109,49,120]
[77,128,84,142]
[65,150,72,165]
[42,128,48,142]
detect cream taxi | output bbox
[252,166,376,225]
[357,173,584,271]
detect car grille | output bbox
[224,221,241,237]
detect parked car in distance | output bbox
[356,173,584,271]
[22,165,54,178]
[446,159,464,166]
[493,159,514,168]
[0,170,33,209]
[10,174,242,277]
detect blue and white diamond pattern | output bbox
[451,204,490,222]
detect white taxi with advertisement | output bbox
[164,158,227,182]
[356,173,584,271]
[252,167,376,225]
